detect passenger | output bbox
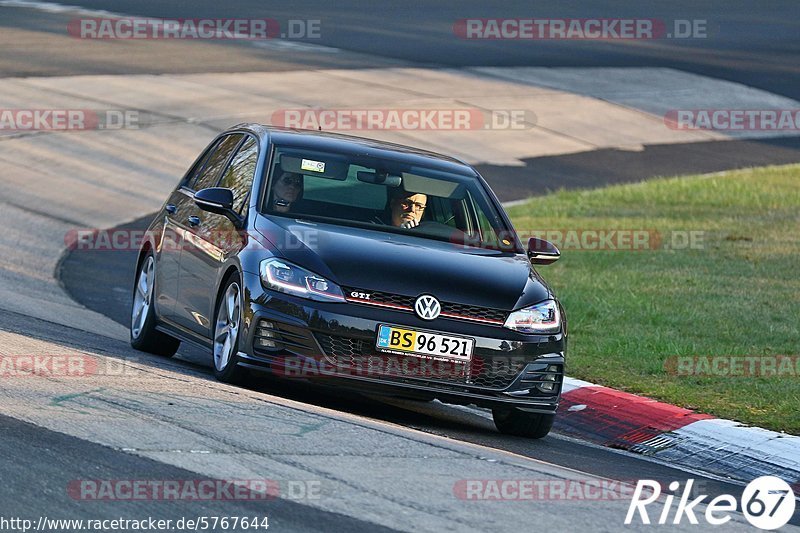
[269,172,303,213]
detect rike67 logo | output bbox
[626,477,796,529]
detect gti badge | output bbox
[415,294,441,320]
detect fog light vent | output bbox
[519,362,563,394]
[254,320,281,350]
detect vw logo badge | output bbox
[415,294,441,320]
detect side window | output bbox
[218,136,258,215]
[182,140,219,188]
[188,134,244,191]
[427,197,459,227]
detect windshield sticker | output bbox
[301,159,326,173]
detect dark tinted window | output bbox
[188,134,244,191]
[303,164,386,209]
[218,136,258,214]
[263,146,512,250]
[182,140,219,188]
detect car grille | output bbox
[342,288,508,326]
[316,333,525,390]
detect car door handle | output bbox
[187,216,201,227]
[165,203,177,214]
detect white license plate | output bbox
[375,324,474,362]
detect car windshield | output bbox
[262,145,517,251]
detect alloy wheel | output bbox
[214,282,241,371]
[131,256,154,339]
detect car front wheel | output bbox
[130,252,180,357]
[492,407,555,439]
[212,274,248,384]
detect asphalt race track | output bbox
[55,215,767,515]
[2,0,800,192]
[0,412,392,533]
[2,1,800,531]
[5,0,800,100]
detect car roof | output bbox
[230,123,478,177]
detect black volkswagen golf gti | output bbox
[131,124,566,438]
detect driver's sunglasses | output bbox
[280,174,303,187]
[397,199,426,212]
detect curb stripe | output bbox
[667,419,800,486]
[556,378,800,487]
[556,384,712,450]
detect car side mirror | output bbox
[527,237,560,265]
[194,187,243,228]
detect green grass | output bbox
[507,164,800,434]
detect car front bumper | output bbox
[238,271,566,413]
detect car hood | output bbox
[255,216,551,311]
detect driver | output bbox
[376,188,427,228]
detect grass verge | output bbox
[507,164,800,434]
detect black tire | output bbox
[492,407,555,439]
[130,251,180,357]
[212,273,248,384]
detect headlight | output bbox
[503,300,561,334]
[259,258,345,302]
